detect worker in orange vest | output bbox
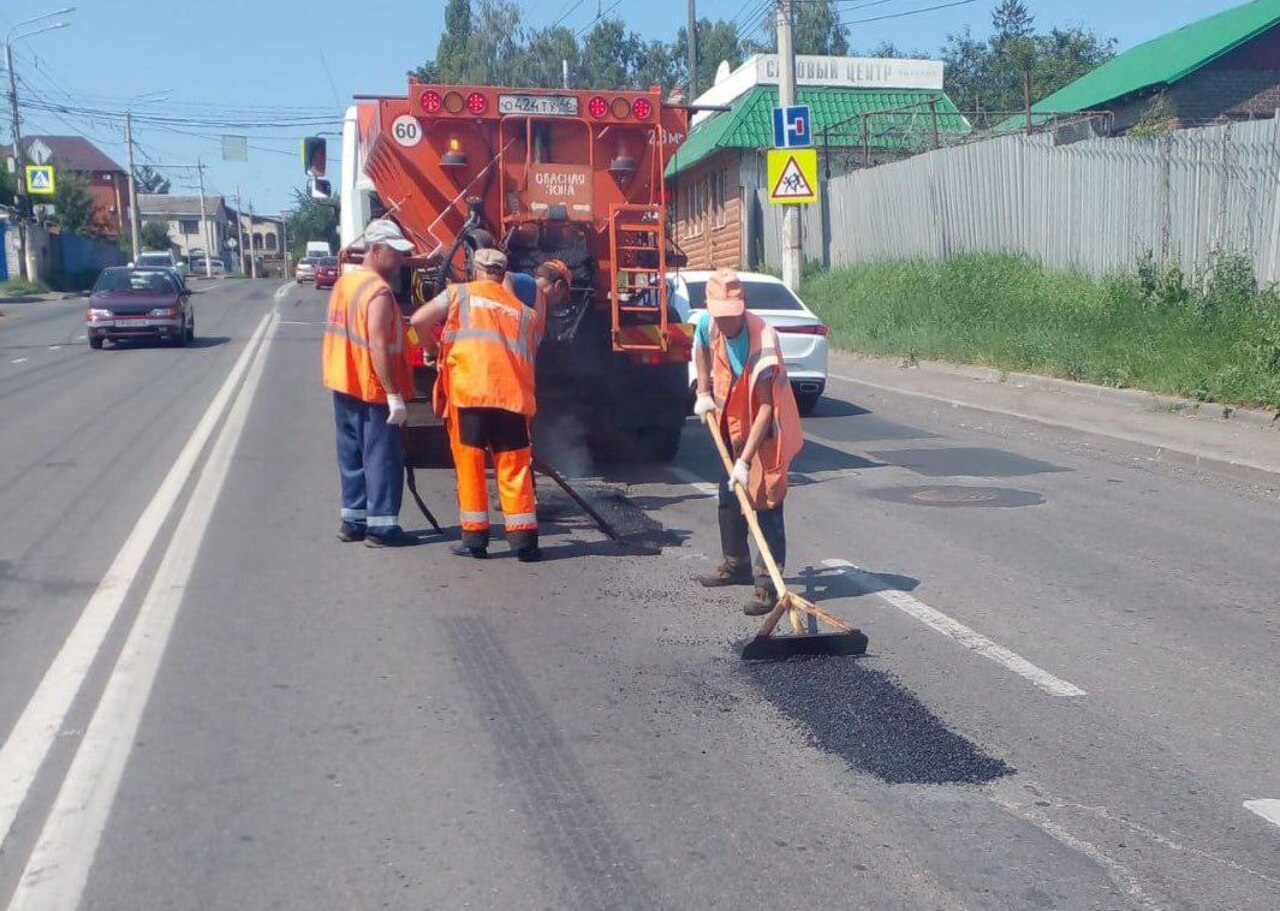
[693,269,804,614]
[322,219,418,548]
[410,247,546,561]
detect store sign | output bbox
[756,55,944,91]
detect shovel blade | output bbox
[741,629,870,662]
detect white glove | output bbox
[693,393,717,418]
[386,393,408,426]
[730,458,750,491]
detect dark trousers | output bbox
[718,479,786,592]
[333,391,404,538]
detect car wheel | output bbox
[186,317,196,344]
[795,391,821,416]
[89,335,103,350]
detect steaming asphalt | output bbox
[1,280,1278,909]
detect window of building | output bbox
[179,219,199,235]
[253,232,264,250]
[265,233,277,251]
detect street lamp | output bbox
[122,89,173,261]
[5,7,76,281]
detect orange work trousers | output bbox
[447,406,538,552]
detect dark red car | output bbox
[314,256,339,290]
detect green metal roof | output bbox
[666,85,969,177]
[1033,0,1280,114]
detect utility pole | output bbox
[235,186,248,277]
[280,210,290,274]
[247,200,258,279]
[124,110,141,260]
[687,0,698,98]
[777,0,802,291]
[5,41,29,280]
[195,159,212,278]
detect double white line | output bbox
[0,311,278,909]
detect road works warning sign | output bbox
[25,165,56,196]
[766,149,818,205]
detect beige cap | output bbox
[364,218,414,253]
[705,268,745,317]
[474,247,507,270]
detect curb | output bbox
[831,352,1280,430]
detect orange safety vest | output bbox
[710,312,803,510]
[439,279,542,417]
[321,269,413,405]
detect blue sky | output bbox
[1,0,1242,213]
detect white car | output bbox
[133,250,188,283]
[669,270,829,415]
[295,257,316,283]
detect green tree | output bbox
[516,25,580,88]
[52,173,95,236]
[675,18,743,96]
[436,0,472,79]
[580,19,639,90]
[140,220,172,250]
[286,189,339,259]
[133,165,170,194]
[991,1,1034,43]
[0,161,14,208]
[632,38,680,92]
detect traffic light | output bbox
[302,136,327,177]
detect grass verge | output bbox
[0,278,51,298]
[802,253,1280,412]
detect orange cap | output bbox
[706,268,745,317]
[544,258,573,287]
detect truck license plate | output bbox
[497,94,579,117]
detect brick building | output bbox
[666,54,967,271]
[7,136,130,238]
[1030,0,1280,133]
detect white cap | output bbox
[364,219,414,253]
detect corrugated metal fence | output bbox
[758,118,1280,282]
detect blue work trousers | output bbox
[718,479,786,593]
[333,391,404,538]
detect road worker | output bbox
[533,259,573,311]
[693,269,804,614]
[322,219,418,548]
[410,247,546,562]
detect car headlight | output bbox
[149,307,178,317]
[88,308,112,319]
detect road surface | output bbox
[0,279,1277,910]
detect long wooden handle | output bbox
[703,412,789,599]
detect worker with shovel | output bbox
[410,248,546,562]
[694,269,804,615]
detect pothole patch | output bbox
[867,485,1046,508]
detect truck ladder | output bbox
[608,204,669,353]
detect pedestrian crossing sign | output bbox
[767,149,818,205]
[25,165,56,196]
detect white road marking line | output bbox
[0,312,272,852]
[47,346,61,351]
[10,358,27,364]
[821,559,1086,698]
[278,319,317,326]
[272,281,294,301]
[75,335,86,341]
[668,465,719,497]
[1244,799,1280,829]
[8,312,279,910]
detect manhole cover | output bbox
[866,485,1046,508]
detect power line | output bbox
[840,0,976,26]
[575,0,622,38]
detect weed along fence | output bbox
[764,118,1280,282]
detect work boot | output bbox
[516,546,543,564]
[697,559,753,588]
[365,529,418,548]
[743,585,778,617]
[336,522,365,543]
[451,542,488,559]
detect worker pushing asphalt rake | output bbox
[704,412,868,661]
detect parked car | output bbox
[668,270,829,415]
[133,250,188,283]
[190,257,227,277]
[314,256,339,290]
[86,267,196,349]
[295,257,316,283]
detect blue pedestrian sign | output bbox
[772,105,812,149]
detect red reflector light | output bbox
[588,95,608,118]
[632,97,653,120]
[420,91,443,114]
[465,92,488,115]
[776,324,829,336]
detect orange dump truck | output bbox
[314,79,693,465]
